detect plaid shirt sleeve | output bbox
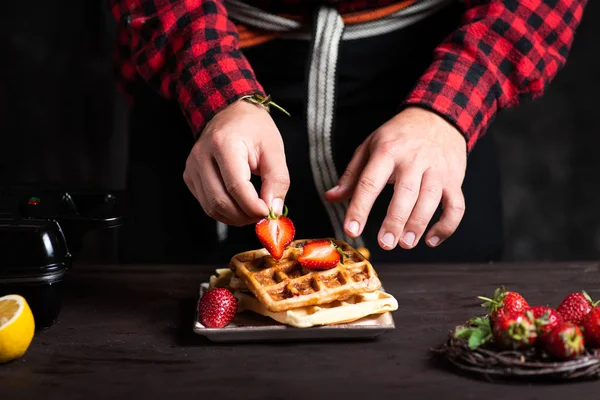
[108,0,265,136]
[402,0,588,152]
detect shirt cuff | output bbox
[402,57,497,152]
[176,50,265,137]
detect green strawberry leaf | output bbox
[455,326,472,338]
[583,290,600,307]
[454,316,493,350]
[533,310,552,330]
[477,286,507,315]
[469,316,491,329]
[329,240,350,264]
[468,330,484,350]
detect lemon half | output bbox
[0,295,35,363]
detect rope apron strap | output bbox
[306,7,364,249]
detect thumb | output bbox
[259,143,290,215]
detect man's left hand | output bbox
[325,107,467,250]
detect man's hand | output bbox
[325,107,467,250]
[183,100,290,226]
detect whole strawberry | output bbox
[556,291,599,325]
[255,206,295,260]
[581,306,600,347]
[478,287,529,322]
[198,288,238,328]
[528,306,563,338]
[492,311,537,350]
[543,322,585,360]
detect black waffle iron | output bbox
[0,188,125,329]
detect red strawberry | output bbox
[556,291,599,325]
[528,306,563,338]
[543,322,585,360]
[478,287,529,322]
[198,288,238,328]
[492,308,507,323]
[492,311,537,350]
[255,206,295,260]
[298,239,347,270]
[581,306,600,347]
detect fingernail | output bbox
[381,232,395,248]
[271,198,284,215]
[429,236,440,246]
[402,232,416,247]
[327,185,341,193]
[347,220,360,235]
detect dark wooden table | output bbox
[2,262,600,399]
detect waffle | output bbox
[209,268,234,289]
[207,267,397,328]
[234,290,398,328]
[228,238,382,312]
[209,268,248,291]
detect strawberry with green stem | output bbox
[298,239,349,270]
[255,205,295,260]
[528,305,563,338]
[543,322,585,360]
[556,291,599,325]
[492,310,538,350]
[478,286,529,322]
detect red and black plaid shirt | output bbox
[108,0,588,151]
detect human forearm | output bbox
[108,0,265,136]
[403,0,588,151]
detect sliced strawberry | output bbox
[298,239,347,270]
[255,206,295,260]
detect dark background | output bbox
[0,1,598,263]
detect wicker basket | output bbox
[431,327,600,382]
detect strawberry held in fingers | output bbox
[528,306,563,338]
[542,322,585,360]
[492,311,537,350]
[581,307,600,347]
[298,239,348,270]
[478,287,529,322]
[255,206,295,260]
[556,291,599,325]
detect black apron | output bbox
[120,2,504,265]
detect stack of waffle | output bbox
[208,238,398,328]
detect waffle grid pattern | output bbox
[229,239,382,312]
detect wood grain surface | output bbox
[1,262,600,399]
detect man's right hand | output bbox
[183,100,290,226]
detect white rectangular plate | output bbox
[193,283,396,342]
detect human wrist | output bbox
[396,106,467,156]
[239,93,290,117]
